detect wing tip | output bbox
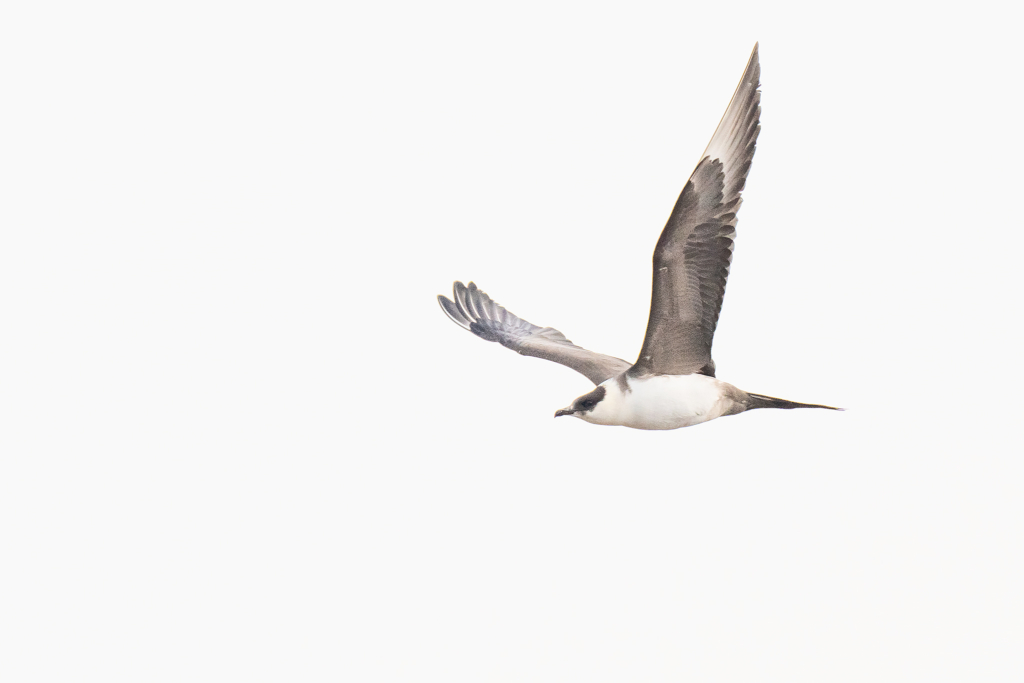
[747,42,761,85]
[438,296,470,330]
[439,280,517,334]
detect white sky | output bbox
[2,1,1023,681]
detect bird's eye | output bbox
[581,400,594,409]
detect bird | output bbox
[437,43,839,430]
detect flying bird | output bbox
[438,44,839,430]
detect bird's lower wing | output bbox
[438,281,630,385]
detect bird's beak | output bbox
[554,408,575,418]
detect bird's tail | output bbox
[745,392,842,411]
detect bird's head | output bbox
[554,384,614,424]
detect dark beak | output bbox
[554,408,575,418]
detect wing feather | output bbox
[632,43,761,378]
[438,281,630,385]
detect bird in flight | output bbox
[438,44,839,430]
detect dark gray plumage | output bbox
[631,43,761,378]
[438,281,631,385]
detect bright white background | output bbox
[1,1,1022,681]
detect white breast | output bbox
[582,373,742,430]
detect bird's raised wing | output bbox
[632,43,761,378]
[438,281,631,385]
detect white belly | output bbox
[583,374,741,430]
